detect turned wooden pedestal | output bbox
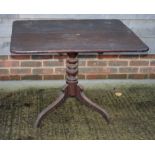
[34,53,109,127]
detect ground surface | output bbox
[0,82,155,140]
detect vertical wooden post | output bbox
[66,53,78,97]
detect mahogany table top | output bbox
[10,19,149,54]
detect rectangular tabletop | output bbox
[10,19,149,54]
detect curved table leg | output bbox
[34,92,66,128]
[34,53,110,127]
[77,91,110,124]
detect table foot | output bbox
[77,90,110,124]
[34,92,66,128]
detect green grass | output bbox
[0,85,155,140]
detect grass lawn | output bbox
[0,83,155,140]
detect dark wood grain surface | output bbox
[10,20,149,54]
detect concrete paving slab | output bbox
[0,80,155,91]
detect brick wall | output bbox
[0,15,155,80]
[0,54,155,80]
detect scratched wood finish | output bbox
[10,20,149,54]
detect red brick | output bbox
[119,55,139,59]
[108,74,127,79]
[140,54,155,59]
[9,75,21,80]
[32,55,53,59]
[79,55,97,59]
[53,54,67,59]
[97,55,118,59]
[0,55,8,60]
[0,76,20,80]
[130,60,149,66]
[150,60,155,66]
[140,67,155,74]
[10,68,31,75]
[79,60,86,66]
[55,68,65,74]
[87,61,107,66]
[79,67,117,74]
[21,75,42,80]
[79,68,103,74]
[21,61,42,67]
[86,74,107,79]
[128,74,148,79]
[150,74,155,79]
[104,68,118,73]
[108,61,128,66]
[10,55,31,60]
[32,68,53,75]
[0,69,9,75]
[78,74,85,79]
[0,61,19,67]
[43,60,64,66]
[0,76,10,80]
[119,67,138,73]
[43,75,64,80]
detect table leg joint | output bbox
[34,52,110,127]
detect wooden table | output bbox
[10,20,149,127]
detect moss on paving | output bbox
[0,85,155,140]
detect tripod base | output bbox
[34,84,110,128]
[34,52,110,128]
